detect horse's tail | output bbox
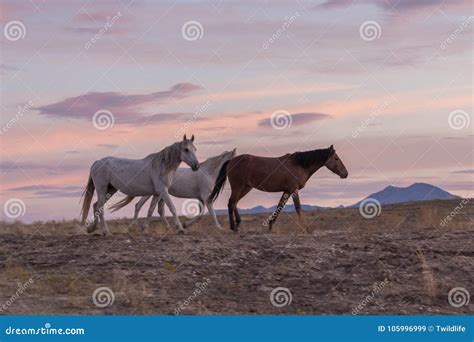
[208,160,229,203]
[80,175,95,225]
[109,196,135,212]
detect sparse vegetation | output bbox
[0,199,472,315]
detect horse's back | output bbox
[227,153,296,192]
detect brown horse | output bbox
[208,145,348,231]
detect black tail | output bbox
[208,160,229,203]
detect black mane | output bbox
[289,148,331,168]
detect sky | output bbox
[0,0,473,223]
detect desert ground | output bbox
[0,199,472,315]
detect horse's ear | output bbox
[191,134,194,142]
[183,134,187,141]
[328,145,335,156]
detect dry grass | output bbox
[0,199,472,315]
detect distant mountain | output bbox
[213,183,461,215]
[352,183,460,207]
[214,204,328,215]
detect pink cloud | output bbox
[34,83,203,123]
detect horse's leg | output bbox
[228,191,238,232]
[157,199,170,228]
[228,185,251,232]
[183,199,204,228]
[87,201,100,233]
[133,196,150,226]
[234,186,251,229]
[292,192,305,228]
[97,185,117,235]
[142,195,159,231]
[161,191,185,234]
[206,201,223,229]
[268,192,290,231]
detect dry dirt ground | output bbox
[0,199,472,315]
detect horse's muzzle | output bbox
[192,163,200,171]
[340,172,348,179]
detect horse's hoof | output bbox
[177,229,185,235]
[86,225,96,233]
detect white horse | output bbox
[80,135,200,235]
[109,149,236,230]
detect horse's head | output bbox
[325,145,348,179]
[181,134,200,171]
[223,148,237,161]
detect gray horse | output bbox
[80,135,199,235]
[110,149,236,230]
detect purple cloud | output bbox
[258,112,331,128]
[34,83,203,124]
[319,0,468,11]
[9,184,83,198]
